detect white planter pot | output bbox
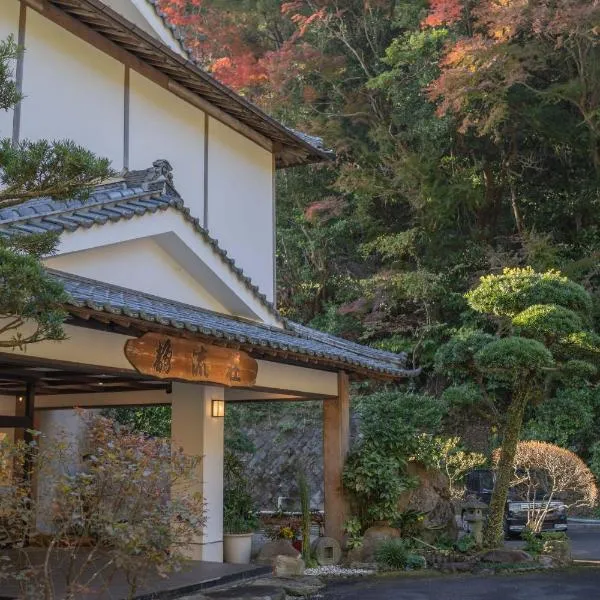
[223,532,253,564]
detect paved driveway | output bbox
[506,523,600,562]
[323,569,600,600]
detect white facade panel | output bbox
[0,2,20,140]
[45,237,227,313]
[129,71,205,214]
[207,117,274,301]
[19,10,125,169]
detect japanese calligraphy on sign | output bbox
[124,333,258,387]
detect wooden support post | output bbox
[323,371,350,543]
[13,380,35,445]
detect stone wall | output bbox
[228,402,326,510]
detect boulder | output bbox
[251,576,325,597]
[398,462,458,542]
[542,538,571,565]
[479,548,533,564]
[273,555,306,577]
[205,585,285,600]
[539,555,554,569]
[257,540,300,565]
[360,525,400,562]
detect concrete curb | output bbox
[568,518,600,525]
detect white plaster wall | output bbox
[35,409,91,533]
[46,237,227,313]
[171,383,224,562]
[129,71,205,213]
[0,2,20,140]
[47,209,281,326]
[19,9,125,169]
[207,118,274,301]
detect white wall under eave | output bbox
[207,117,275,302]
[129,70,205,214]
[20,9,125,170]
[45,237,228,314]
[0,2,19,140]
[49,209,281,326]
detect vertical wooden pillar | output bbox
[14,380,35,445]
[323,371,350,543]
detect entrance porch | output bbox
[0,270,414,565]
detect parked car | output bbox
[464,468,568,538]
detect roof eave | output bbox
[63,305,416,382]
[45,0,332,169]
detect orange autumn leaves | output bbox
[423,0,600,134]
[157,0,268,91]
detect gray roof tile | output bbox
[50,269,413,379]
[0,161,281,321]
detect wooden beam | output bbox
[323,371,350,543]
[168,82,273,153]
[0,416,32,429]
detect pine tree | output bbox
[0,36,113,349]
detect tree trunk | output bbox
[483,390,528,548]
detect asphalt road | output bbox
[323,569,600,600]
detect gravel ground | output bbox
[304,565,376,577]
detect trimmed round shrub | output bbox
[466,267,592,320]
[512,304,583,338]
[474,336,554,375]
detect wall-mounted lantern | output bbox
[211,399,225,418]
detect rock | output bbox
[257,540,300,565]
[398,462,458,542]
[543,538,571,565]
[361,525,400,562]
[273,555,306,577]
[206,585,285,600]
[444,561,474,573]
[311,536,342,566]
[344,547,363,565]
[539,555,554,569]
[251,576,325,597]
[480,548,533,564]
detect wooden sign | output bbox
[124,333,258,387]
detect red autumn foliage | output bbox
[304,197,347,223]
[422,0,464,27]
[157,0,269,92]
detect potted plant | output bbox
[223,450,259,563]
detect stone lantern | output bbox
[462,499,489,545]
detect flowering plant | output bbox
[265,522,300,541]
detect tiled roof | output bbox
[145,0,194,58]
[0,161,280,321]
[52,269,415,379]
